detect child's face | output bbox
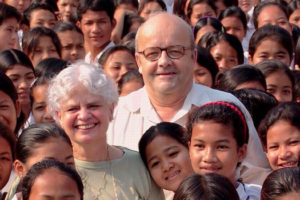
[119,80,143,96]
[29,9,57,29]
[189,120,246,184]
[0,90,19,133]
[103,50,138,82]
[32,84,55,123]
[289,9,300,28]
[249,39,291,66]
[221,16,246,42]
[29,168,81,200]
[210,41,239,71]
[58,30,85,63]
[266,120,300,170]
[0,137,13,189]
[14,137,74,176]
[266,71,293,103]
[145,135,194,191]
[0,17,19,51]
[193,63,213,87]
[6,64,35,107]
[30,36,60,66]
[57,0,79,22]
[190,3,217,27]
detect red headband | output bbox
[199,101,248,143]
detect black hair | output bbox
[258,102,300,149]
[53,21,83,35]
[0,2,21,26]
[77,0,115,21]
[219,6,247,30]
[248,25,293,61]
[121,31,137,47]
[0,121,16,160]
[98,45,135,66]
[139,122,188,169]
[23,3,57,26]
[187,0,217,19]
[22,27,62,61]
[0,49,34,74]
[16,123,72,164]
[255,59,295,89]
[217,64,266,91]
[173,0,189,21]
[115,0,139,10]
[186,101,249,147]
[30,76,51,107]
[35,57,68,78]
[261,167,300,200]
[138,0,167,15]
[117,69,144,94]
[205,31,244,64]
[30,0,59,12]
[195,45,219,85]
[231,89,278,130]
[292,70,300,101]
[21,159,83,200]
[193,17,224,38]
[288,0,300,17]
[174,173,240,200]
[295,36,300,67]
[253,1,289,29]
[122,13,144,39]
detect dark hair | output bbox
[295,36,300,67]
[261,167,300,200]
[0,49,34,74]
[22,27,62,60]
[205,31,244,64]
[174,173,240,200]
[186,101,249,147]
[173,0,188,21]
[98,45,135,66]
[253,1,289,29]
[219,6,247,30]
[0,3,21,26]
[30,76,51,107]
[138,0,167,15]
[78,0,115,21]
[21,159,83,200]
[195,46,219,85]
[115,0,139,9]
[258,102,300,148]
[23,3,57,26]
[293,70,300,101]
[139,122,188,169]
[231,89,278,129]
[54,21,83,35]
[121,31,137,47]
[122,13,144,39]
[0,122,16,160]
[255,59,295,88]
[248,25,293,60]
[117,69,144,94]
[30,0,59,12]
[217,64,266,91]
[193,17,224,38]
[16,123,72,163]
[288,0,300,17]
[35,57,68,78]
[187,0,217,19]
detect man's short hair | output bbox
[0,3,21,26]
[77,0,115,21]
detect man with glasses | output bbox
[107,13,269,184]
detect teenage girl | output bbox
[258,102,300,171]
[186,101,261,200]
[21,159,83,200]
[187,0,217,26]
[5,123,74,200]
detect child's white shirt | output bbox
[236,182,261,200]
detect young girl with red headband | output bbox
[186,101,261,200]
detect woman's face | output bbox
[266,120,300,170]
[140,2,164,20]
[265,71,293,103]
[193,63,213,87]
[145,135,193,191]
[0,137,13,189]
[221,16,246,42]
[249,39,291,66]
[6,64,35,107]
[56,85,113,146]
[0,90,19,133]
[103,50,138,82]
[30,36,60,66]
[190,3,216,26]
[210,41,239,71]
[28,168,81,200]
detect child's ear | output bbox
[238,144,247,162]
[14,160,27,178]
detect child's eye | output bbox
[150,161,159,168]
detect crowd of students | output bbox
[0,0,299,200]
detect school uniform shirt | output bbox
[236,182,261,200]
[84,41,114,67]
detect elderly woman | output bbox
[48,62,164,200]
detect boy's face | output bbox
[79,10,115,52]
[29,9,57,29]
[0,17,19,51]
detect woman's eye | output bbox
[151,161,159,168]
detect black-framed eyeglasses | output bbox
[137,45,191,61]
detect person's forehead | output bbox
[81,10,110,21]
